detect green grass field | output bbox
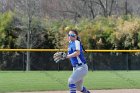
[0,71,140,92]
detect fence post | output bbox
[58,63,60,71]
[126,52,129,71]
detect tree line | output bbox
[1,12,140,50]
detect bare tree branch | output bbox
[109,0,115,16]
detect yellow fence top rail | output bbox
[86,50,140,52]
[0,49,67,52]
[0,49,140,52]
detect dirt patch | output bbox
[11,89,140,93]
[94,89,140,93]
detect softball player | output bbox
[66,30,90,93]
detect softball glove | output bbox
[53,52,67,63]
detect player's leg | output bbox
[68,68,78,93]
[75,79,83,91]
[69,83,76,93]
[68,77,76,93]
[68,64,88,93]
[76,79,90,93]
[81,87,90,93]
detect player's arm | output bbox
[66,50,80,59]
[66,40,80,59]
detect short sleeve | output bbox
[75,40,80,51]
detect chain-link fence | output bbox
[0,50,140,70]
[86,52,140,70]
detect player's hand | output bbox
[53,52,67,63]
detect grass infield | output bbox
[0,71,140,92]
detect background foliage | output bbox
[1,0,140,70]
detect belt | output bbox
[73,63,86,67]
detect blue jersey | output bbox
[68,40,86,67]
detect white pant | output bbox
[68,64,88,91]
